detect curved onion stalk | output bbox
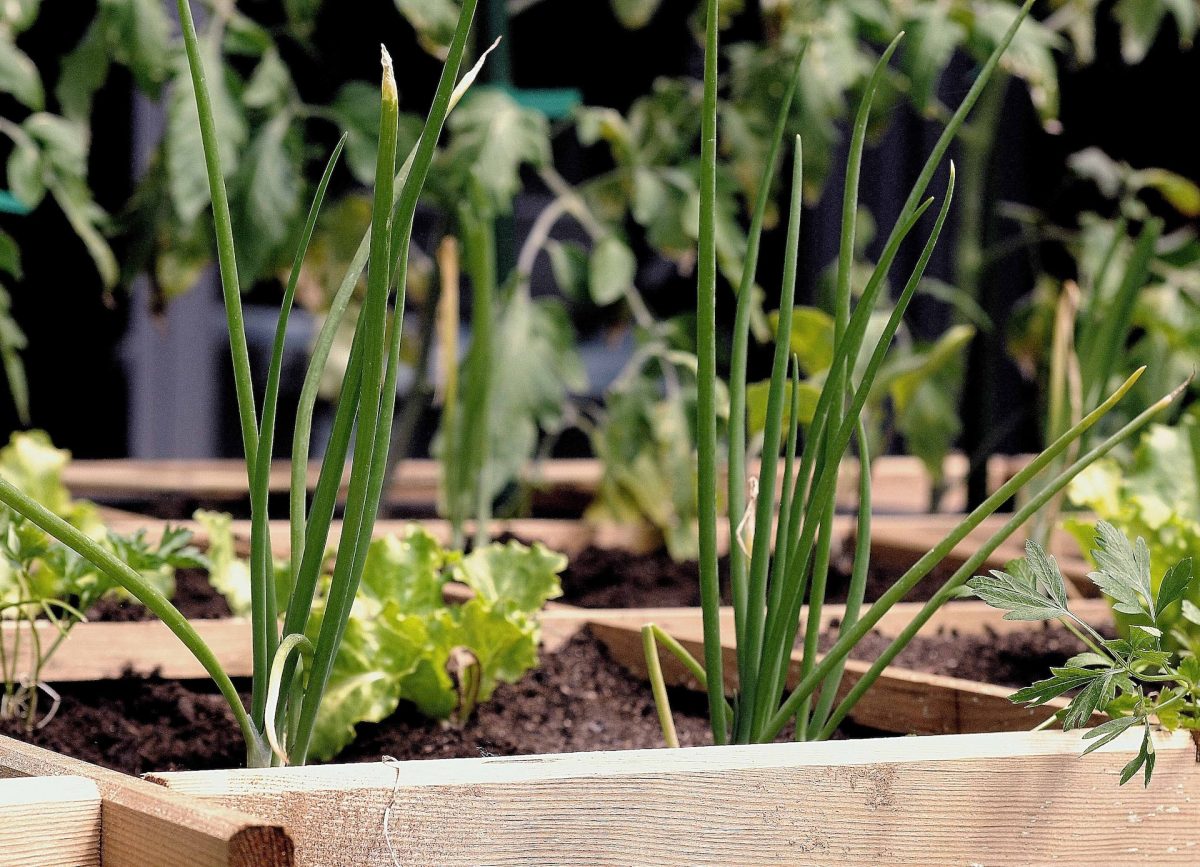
[175,0,258,468]
[642,626,680,749]
[265,633,314,763]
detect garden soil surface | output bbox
[558,543,949,608]
[3,620,1083,777]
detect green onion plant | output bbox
[644,0,1187,747]
[0,0,483,767]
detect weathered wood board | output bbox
[151,729,1200,866]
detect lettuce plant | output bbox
[0,0,489,768]
[198,518,564,761]
[305,529,563,760]
[641,0,1185,749]
[970,524,1199,787]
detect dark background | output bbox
[1,0,1195,468]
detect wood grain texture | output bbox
[2,617,256,682]
[0,737,292,866]
[151,730,1200,866]
[0,775,100,866]
[590,617,1093,736]
[62,454,1023,515]
[5,599,1113,685]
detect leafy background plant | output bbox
[0,430,204,730]
[1,0,1197,545]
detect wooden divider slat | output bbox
[63,454,1025,515]
[149,729,1200,866]
[589,616,1098,736]
[6,600,1115,685]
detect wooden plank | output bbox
[227,517,664,559]
[2,617,255,682]
[0,737,292,867]
[572,598,1115,641]
[60,458,596,509]
[4,600,1115,684]
[0,775,100,867]
[96,511,851,560]
[149,729,1200,866]
[590,616,1088,736]
[63,454,1023,515]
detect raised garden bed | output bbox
[3,600,1115,763]
[3,507,1191,865]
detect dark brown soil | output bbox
[86,569,232,622]
[1,618,1086,777]
[831,621,1090,688]
[557,543,944,609]
[0,631,720,775]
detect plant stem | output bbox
[726,43,806,694]
[642,626,680,748]
[795,374,1183,741]
[175,0,259,470]
[738,136,803,743]
[695,0,728,745]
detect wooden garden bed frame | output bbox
[3,600,1113,735]
[3,580,1192,863]
[12,469,1178,864]
[62,453,1030,516]
[149,729,1200,865]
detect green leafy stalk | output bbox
[790,38,902,741]
[171,0,281,732]
[695,0,727,744]
[1081,218,1161,413]
[807,417,871,738]
[727,41,807,675]
[175,0,258,470]
[289,1,482,766]
[642,625,680,748]
[249,138,345,727]
[736,136,803,742]
[287,49,400,765]
[756,189,947,732]
[448,203,496,549]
